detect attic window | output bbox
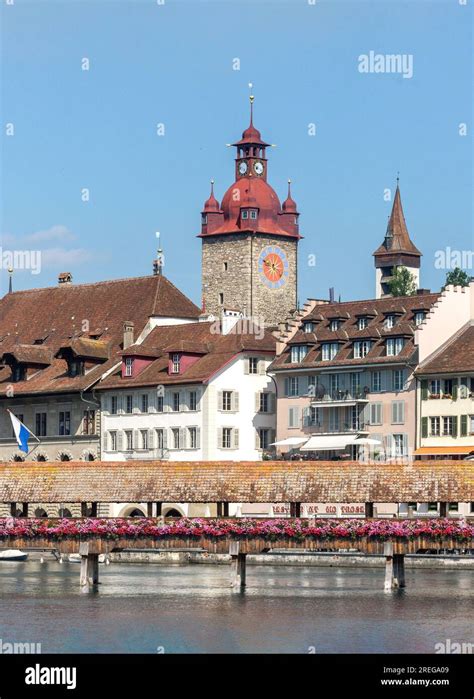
[358,317,368,330]
[414,311,425,325]
[124,357,133,377]
[330,319,340,331]
[241,210,249,220]
[250,210,257,220]
[385,315,396,329]
[13,365,26,382]
[171,353,181,374]
[69,360,84,377]
[303,322,314,333]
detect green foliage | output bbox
[387,266,417,297]
[444,267,470,288]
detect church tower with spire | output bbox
[373,183,422,298]
[199,95,301,326]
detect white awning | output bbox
[269,437,308,446]
[300,435,360,451]
[354,438,382,446]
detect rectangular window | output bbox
[126,395,133,414]
[82,409,95,435]
[370,402,382,425]
[59,411,71,436]
[140,429,148,450]
[387,337,405,356]
[443,416,454,436]
[111,396,118,415]
[291,345,309,363]
[171,353,181,374]
[443,379,454,396]
[385,315,395,329]
[322,343,339,361]
[189,391,197,411]
[222,427,232,449]
[358,317,368,330]
[309,406,320,426]
[172,392,180,412]
[371,371,381,392]
[171,428,181,449]
[258,428,270,450]
[391,401,405,424]
[470,415,474,434]
[35,412,47,437]
[125,430,133,451]
[125,357,133,377]
[241,210,248,219]
[303,322,314,333]
[392,370,404,392]
[430,416,440,436]
[393,434,406,457]
[259,392,269,413]
[109,431,117,451]
[222,390,232,411]
[219,292,224,304]
[249,357,259,374]
[329,374,339,394]
[350,373,361,396]
[250,210,257,220]
[429,379,441,396]
[156,429,165,451]
[414,311,425,325]
[156,394,164,413]
[288,406,300,428]
[188,427,197,449]
[353,341,371,358]
[141,394,149,413]
[288,377,299,396]
[330,319,340,331]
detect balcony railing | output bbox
[302,421,369,434]
[310,390,369,404]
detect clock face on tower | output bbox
[253,161,264,176]
[238,161,248,175]
[258,245,289,289]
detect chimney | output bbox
[329,287,335,302]
[123,321,134,349]
[58,272,72,285]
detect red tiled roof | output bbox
[417,323,474,375]
[270,293,439,371]
[98,321,276,389]
[0,275,201,395]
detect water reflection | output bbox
[0,561,472,654]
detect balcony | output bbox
[303,421,369,435]
[311,390,370,407]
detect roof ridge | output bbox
[417,321,472,371]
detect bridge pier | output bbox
[384,542,405,590]
[229,542,246,591]
[79,543,100,588]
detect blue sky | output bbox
[1,0,472,304]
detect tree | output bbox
[444,267,470,288]
[387,266,417,297]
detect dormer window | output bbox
[414,311,425,326]
[250,209,257,220]
[290,345,309,363]
[385,315,396,329]
[13,365,26,382]
[124,357,133,377]
[358,317,368,330]
[171,353,181,374]
[330,319,340,331]
[69,360,84,377]
[241,210,249,219]
[353,340,372,358]
[386,337,405,356]
[303,321,314,333]
[322,342,339,361]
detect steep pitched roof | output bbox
[0,275,201,395]
[373,185,422,259]
[270,293,439,371]
[417,323,474,375]
[97,320,276,389]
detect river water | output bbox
[0,560,472,654]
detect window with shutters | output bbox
[140,429,148,450]
[141,394,149,413]
[172,392,180,412]
[287,377,299,396]
[429,379,441,397]
[125,395,133,414]
[222,391,232,411]
[125,430,133,451]
[370,403,382,425]
[111,396,118,415]
[156,428,165,451]
[371,371,381,393]
[109,431,117,451]
[258,428,271,449]
[248,357,259,374]
[443,378,454,397]
[430,416,440,436]
[393,434,406,456]
[288,407,299,428]
[82,409,95,435]
[391,401,405,425]
[259,392,269,413]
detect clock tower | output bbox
[199,96,301,327]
